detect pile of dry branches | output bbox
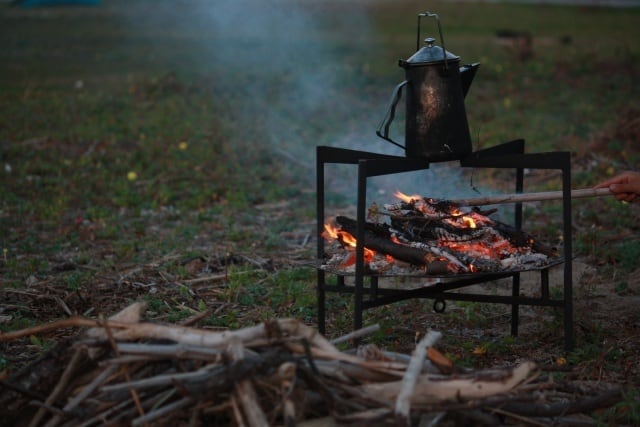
[0,303,623,426]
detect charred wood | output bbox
[335,216,448,273]
[491,221,557,257]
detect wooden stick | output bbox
[228,336,270,427]
[330,324,380,345]
[35,347,85,427]
[449,187,613,207]
[360,361,538,405]
[395,330,442,425]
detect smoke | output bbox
[113,0,496,209]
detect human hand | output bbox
[594,171,640,204]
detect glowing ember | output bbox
[462,216,476,228]
[321,192,556,275]
[323,223,375,265]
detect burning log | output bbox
[334,216,450,274]
[0,303,625,426]
[490,220,556,257]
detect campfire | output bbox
[313,11,582,351]
[321,191,557,276]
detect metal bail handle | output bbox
[376,80,408,150]
[417,12,449,71]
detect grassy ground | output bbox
[1,0,640,423]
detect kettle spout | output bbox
[460,63,480,98]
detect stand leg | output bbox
[511,273,520,336]
[317,271,326,334]
[563,169,574,352]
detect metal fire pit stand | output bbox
[316,139,574,351]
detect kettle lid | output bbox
[401,37,459,67]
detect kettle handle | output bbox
[376,80,408,150]
[417,12,449,71]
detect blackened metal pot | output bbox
[377,12,479,161]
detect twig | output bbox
[101,315,146,420]
[285,342,408,376]
[178,309,212,327]
[230,394,247,427]
[395,330,442,425]
[53,296,73,317]
[30,347,85,427]
[100,365,219,393]
[488,407,549,427]
[27,400,67,417]
[276,362,297,426]
[330,324,380,345]
[107,318,338,354]
[181,273,229,284]
[43,364,120,427]
[337,407,394,423]
[77,395,139,427]
[131,396,194,427]
[62,364,119,412]
[361,361,537,405]
[115,342,224,361]
[229,336,269,427]
[0,317,132,341]
[499,386,623,417]
[422,412,446,427]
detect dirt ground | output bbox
[450,266,640,392]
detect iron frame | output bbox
[316,140,574,351]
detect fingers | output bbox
[596,171,640,190]
[595,171,640,204]
[614,192,638,204]
[594,177,620,189]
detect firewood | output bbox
[395,330,442,425]
[92,318,337,355]
[330,324,380,345]
[499,385,623,417]
[228,337,270,427]
[335,216,447,271]
[359,361,538,404]
[0,303,625,425]
[325,188,560,273]
[490,221,557,257]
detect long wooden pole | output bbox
[450,187,613,207]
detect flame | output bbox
[394,190,422,203]
[462,216,476,228]
[323,223,375,261]
[324,190,527,273]
[322,223,339,240]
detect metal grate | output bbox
[315,139,575,351]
